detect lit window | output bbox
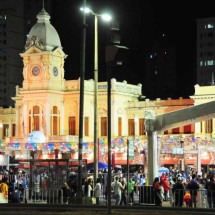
[128,119,135,136]
[207,60,214,66]
[208,24,214,29]
[101,117,107,136]
[69,116,75,135]
[200,61,203,66]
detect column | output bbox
[135,116,139,136]
[195,122,201,136]
[202,121,206,134]
[179,126,184,134]
[22,104,27,137]
[147,130,158,185]
[8,119,12,137]
[212,118,215,137]
[15,107,19,136]
[60,101,65,135]
[44,103,50,136]
[197,148,201,175]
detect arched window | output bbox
[50,106,60,135]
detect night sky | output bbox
[51,0,215,99]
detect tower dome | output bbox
[25,8,62,51]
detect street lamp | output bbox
[0,121,2,142]
[106,45,128,212]
[80,7,112,183]
[77,0,87,203]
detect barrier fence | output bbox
[0,173,214,208]
[4,185,213,208]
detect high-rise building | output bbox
[197,17,215,86]
[144,31,176,100]
[0,0,51,108]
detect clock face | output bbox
[32,66,40,76]
[53,67,58,77]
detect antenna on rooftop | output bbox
[42,0,45,10]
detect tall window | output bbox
[84,117,89,136]
[48,106,60,135]
[184,124,192,134]
[128,119,135,136]
[69,116,76,135]
[3,124,9,137]
[101,117,107,136]
[139,118,145,135]
[12,124,16,136]
[118,117,122,136]
[29,105,40,132]
[206,119,212,133]
[51,106,60,135]
[172,127,179,134]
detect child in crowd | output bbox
[184,191,191,207]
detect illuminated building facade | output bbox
[0,8,215,172]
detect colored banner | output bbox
[128,139,134,159]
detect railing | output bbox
[5,185,214,209]
[9,188,63,204]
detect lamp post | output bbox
[0,120,2,141]
[106,44,129,213]
[77,0,86,202]
[81,7,111,184]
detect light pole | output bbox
[0,120,2,141]
[81,7,111,184]
[78,0,86,203]
[106,45,129,213]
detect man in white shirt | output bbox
[111,176,123,205]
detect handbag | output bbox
[90,197,96,204]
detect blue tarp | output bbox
[86,162,108,171]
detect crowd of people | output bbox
[1,165,215,208]
[153,167,215,208]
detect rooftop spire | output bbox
[42,0,45,10]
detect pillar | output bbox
[147,130,158,185]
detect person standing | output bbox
[119,177,127,205]
[205,175,215,208]
[111,176,123,205]
[13,187,21,203]
[139,174,146,186]
[94,178,102,205]
[153,177,162,206]
[162,176,170,201]
[128,177,136,204]
[186,174,199,208]
[0,178,8,203]
[172,177,185,207]
[61,182,70,204]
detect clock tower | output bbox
[20,8,67,91]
